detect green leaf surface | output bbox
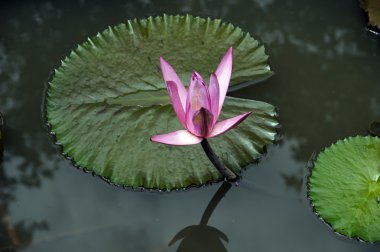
[308,136,380,242]
[46,15,278,190]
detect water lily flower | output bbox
[151,47,251,146]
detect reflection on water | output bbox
[232,0,380,201]
[169,182,231,252]
[0,0,379,251]
[0,8,58,248]
[280,169,303,195]
[170,225,228,252]
[0,113,3,160]
[235,1,380,142]
[369,121,380,136]
[0,123,49,250]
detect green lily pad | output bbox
[45,15,278,190]
[308,136,380,242]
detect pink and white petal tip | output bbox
[151,130,203,146]
[208,111,251,138]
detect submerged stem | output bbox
[201,139,239,182]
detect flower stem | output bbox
[201,139,239,182]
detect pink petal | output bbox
[207,112,252,138]
[215,47,233,115]
[160,57,187,110]
[186,72,212,135]
[166,81,186,128]
[150,130,202,146]
[209,72,220,126]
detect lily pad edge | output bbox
[306,135,380,243]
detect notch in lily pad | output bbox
[308,136,380,242]
[45,15,278,190]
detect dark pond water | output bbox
[1,0,380,251]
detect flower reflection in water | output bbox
[169,182,231,252]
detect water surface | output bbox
[0,0,379,251]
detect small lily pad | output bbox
[308,136,380,242]
[45,15,278,190]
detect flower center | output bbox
[192,107,213,137]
